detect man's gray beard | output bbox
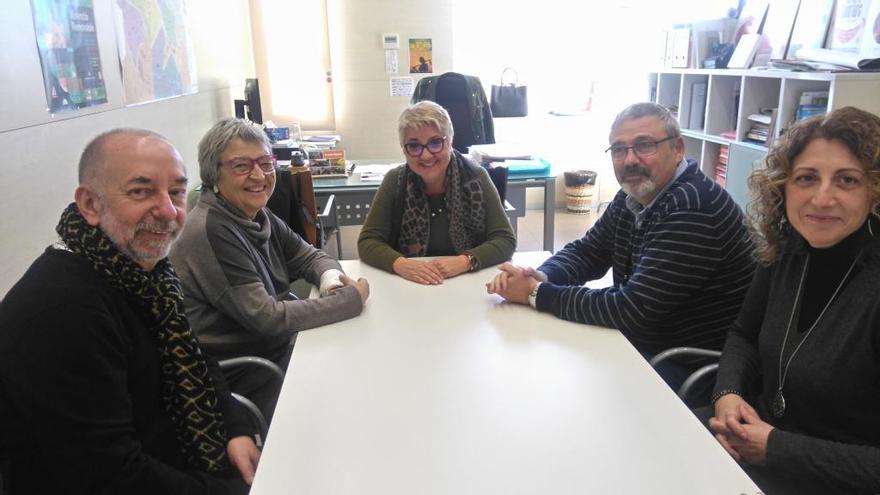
[99,208,180,268]
[621,177,657,201]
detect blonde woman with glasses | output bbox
[358,101,515,285]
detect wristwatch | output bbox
[463,252,479,272]
[528,282,542,308]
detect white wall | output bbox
[329,0,454,160]
[0,0,255,296]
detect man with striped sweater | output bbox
[487,102,755,389]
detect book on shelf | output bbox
[672,27,691,68]
[715,144,729,187]
[797,90,830,120]
[688,82,708,129]
[744,108,778,146]
[720,130,737,140]
[663,31,675,67]
[799,90,829,106]
[797,103,828,120]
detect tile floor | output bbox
[329,207,601,260]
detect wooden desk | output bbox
[313,166,557,253]
[250,252,760,495]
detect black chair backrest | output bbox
[485,165,508,203]
[266,168,321,247]
[436,73,476,154]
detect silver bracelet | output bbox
[711,389,742,405]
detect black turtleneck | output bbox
[798,217,876,332]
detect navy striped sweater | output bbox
[536,162,755,355]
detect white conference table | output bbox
[250,252,760,495]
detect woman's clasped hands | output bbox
[708,394,774,465]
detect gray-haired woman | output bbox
[357,101,516,284]
[170,118,369,423]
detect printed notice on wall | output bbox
[30,0,108,113]
[385,49,398,74]
[390,77,414,97]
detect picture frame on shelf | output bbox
[755,0,801,66]
[828,0,871,51]
[728,33,765,67]
[734,0,771,43]
[786,0,835,58]
[858,0,880,58]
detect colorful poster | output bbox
[409,38,433,74]
[30,0,108,113]
[113,0,198,105]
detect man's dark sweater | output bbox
[0,248,252,495]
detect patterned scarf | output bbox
[56,203,229,473]
[396,151,487,257]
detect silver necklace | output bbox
[773,251,861,418]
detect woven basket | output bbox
[564,171,597,214]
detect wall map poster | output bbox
[30,0,108,113]
[113,0,198,105]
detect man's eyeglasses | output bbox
[222,155,277,176]
[605,136,675,162]
[404,136,447,157]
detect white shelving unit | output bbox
[648,68,880,206]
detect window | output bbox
[453,0,737,114]
[249,0,335,129]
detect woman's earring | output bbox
[213,185,219,194]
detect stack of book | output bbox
[715,144,729,187]
[309,149,348,178]
[796,91,829,121]
[745,109,777,146]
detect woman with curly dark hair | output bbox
[707,106,880,494]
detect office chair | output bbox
[218,356,285,447]
[412,72,495,154]
[267,167,341,253]
[649,347,721,406]
[484,164,518,234]
[0,459,8,495]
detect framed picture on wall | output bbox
[409,38,433,74]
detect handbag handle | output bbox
[500,67,518,86]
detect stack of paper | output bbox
[468,144,533,163]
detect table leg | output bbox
[543,178,555,252]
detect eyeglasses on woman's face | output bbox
[605,136,675,162]
[221,155,277,176]
[404,136,447,157]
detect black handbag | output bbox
[490,67,528,118]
